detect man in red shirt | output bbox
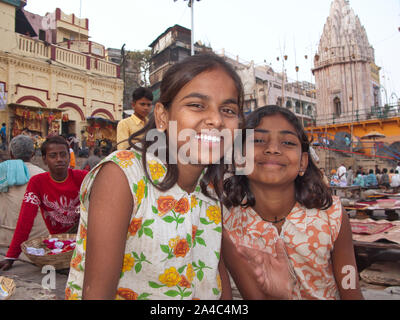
[0,136,88,270]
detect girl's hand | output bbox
[237,239,295,299]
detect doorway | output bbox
[61,120,76,136]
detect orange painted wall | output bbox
[306,117,400,156]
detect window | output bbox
[373,87,380,107]
[286,100,292,109]
[39,29,46,41]
[259,88,266,105]
[307,105,313,116]
[295,101,301,114]
[334,97,341,117]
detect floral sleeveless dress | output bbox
[65,150,223,300]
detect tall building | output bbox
[148,24,212,101]
[147,25,316,123]
[312,0,381,125]
[217,51,317,123]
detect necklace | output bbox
[260,215,286,224]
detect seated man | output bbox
[353,171,365,187]
[0,136,88,271]
[0,135,47,248]
[117,87,153,150]
[365,169,378,187]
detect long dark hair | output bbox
[224,105,332,210]
[129,53,245,201]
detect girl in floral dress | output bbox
[222,106,364,300]
[65,53,244,300]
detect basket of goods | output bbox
[21,234,76,270]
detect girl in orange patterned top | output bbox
[222,106,363,300]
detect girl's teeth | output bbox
[196,135,220,142]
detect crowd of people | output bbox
[0,135,88,270]
[0,128,107,271]
[0,53,365,300]
[329,163,400,189]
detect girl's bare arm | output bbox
[82,162,134,299]
[332,210,364,300]
[218,248,233,300]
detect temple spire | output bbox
[313,0,380,125]
[319,0,374,62]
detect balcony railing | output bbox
[311,104,400,126]
[18,35,50,58]
[52,45,86,69]
[313,54,371,70]
[16,34,120,78]
[58,40,105,58]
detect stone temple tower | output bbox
[313,0,381,125]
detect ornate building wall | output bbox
[0,1,123,141]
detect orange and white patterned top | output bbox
[223,196,343,300]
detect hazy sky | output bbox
[24,0,400,101]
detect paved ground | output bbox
[0,151,80,300]
[0,247,68,300]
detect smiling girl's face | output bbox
[155,68,240,166]
[247,113,308,188]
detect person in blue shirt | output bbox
[365,169,378,187]
[353,171,365,187]
[344,136,351,147]
[0,123,7,151]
